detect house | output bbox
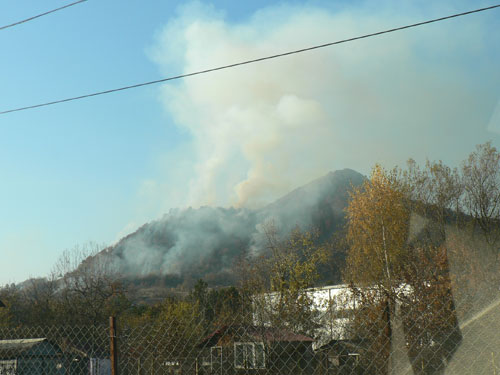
[197,325,315,375]
[251,285,372,374]
[0,338,65,375]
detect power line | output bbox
[1,3,499,116]
[0,0,87,31]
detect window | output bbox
[234,342,265,369]
[0,360,17,375]
[211,346,222,371]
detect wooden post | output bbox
[110,316,119,375]
[383,298,392,341]
[383,296,392,373]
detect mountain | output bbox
[107,169,365,290]
[260,168,365,238]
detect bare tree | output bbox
[53,242,127,324]
[461,142,500,259]
[240,222,328,337]
[21,276,59,325]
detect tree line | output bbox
[344,142,500,374]
[1,142,499,374]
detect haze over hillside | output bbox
[106,168,365,287]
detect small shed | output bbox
[0,338,65,375]
[315,339,364,374]
[197,325,315,375]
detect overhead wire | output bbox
[0,0,87,31]
[1,3,499,115]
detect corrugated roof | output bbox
[0,338,56,359]
[0,338,46,349]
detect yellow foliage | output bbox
[345,164,410,289]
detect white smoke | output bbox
[144,1,499,212]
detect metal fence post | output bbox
[110,316,119,375]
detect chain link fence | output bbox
[0,325,108,375]
[0,284,499,375]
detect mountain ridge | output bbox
[104,168,366,290]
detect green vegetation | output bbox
[0,142,498,375]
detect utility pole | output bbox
[110,316,119,375]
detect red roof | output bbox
[199,325,313,347]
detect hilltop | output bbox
[104,169,365,295]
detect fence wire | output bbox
[0,284,499,375]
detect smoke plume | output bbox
[111,1,499,282]
[147,1,499,211]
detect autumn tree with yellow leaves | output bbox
[344,164,410,292]
[344,164,462,375]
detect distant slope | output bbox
[260,168,365,238]
[111,206,257,285]
[107,169,365,289]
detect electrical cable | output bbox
[0,0,87,31]
[1,3,498,115]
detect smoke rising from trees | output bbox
[111,169,364,281]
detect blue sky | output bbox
[0,0,499,285]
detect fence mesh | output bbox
[0,283,499,375]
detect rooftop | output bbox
[199,325,314,348]
[0,338,61,359]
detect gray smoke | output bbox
[112,0,498,283]
[112,207,256,276]
[111,169,364,280]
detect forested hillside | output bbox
[108,168,365,291]
[1,143,499,330]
